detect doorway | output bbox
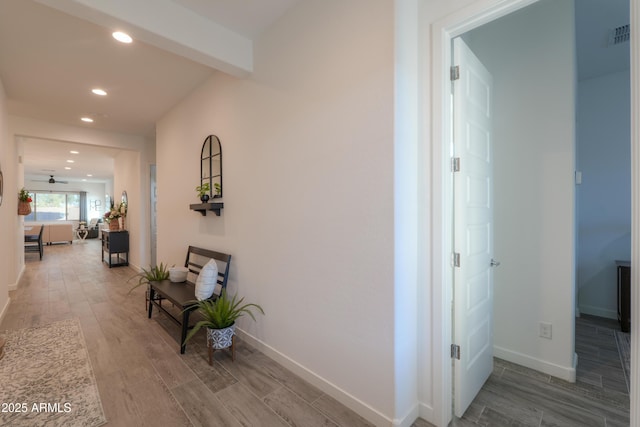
[431,0,637,425]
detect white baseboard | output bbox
[393,403,420,427]
[236,328,393,427]
[417,402,435,426]
[8,266,25,291]
[494,345,576,382]
[0,297,11,326]
[578,304,617,320]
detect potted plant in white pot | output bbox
[128,262,171,293]
[184,290,264,364]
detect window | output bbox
[25,192,80,221]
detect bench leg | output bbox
[148,287,154,319]
[181,310,190,354]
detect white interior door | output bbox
[452,37,495,418]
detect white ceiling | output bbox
[22,137,117,184]
[172,0,298,38]
[0,0,630,185]
[0,0,298,184]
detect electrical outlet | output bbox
[539,322,552,339]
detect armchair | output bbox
[86,218,103,239]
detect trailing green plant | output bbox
[183,290,264,344]
[213,182,221,196]
[195,182,210,198]
[128,262,171,293]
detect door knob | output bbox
[490,258,501,267]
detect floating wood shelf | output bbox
[190,202,224,216]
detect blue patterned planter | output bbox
[207,324,235,350]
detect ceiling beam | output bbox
[35,0,253,77]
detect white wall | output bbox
[576,70,631,319]
[157,0,395,424]
[0,77,12,322]
[464,0,577,379]
[114,149,146,269]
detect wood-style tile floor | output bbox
[2,240,375,427]
[415,315,630,427]
[3,242,630,426]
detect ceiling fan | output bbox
[34,175,68,184]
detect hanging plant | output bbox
[17,188,32,216]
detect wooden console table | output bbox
[616,260,631,332]
[102,230,129,268]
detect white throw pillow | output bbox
[194,259,219,300]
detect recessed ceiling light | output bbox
[66,160,74,163]
[112,31,132,44]
[81,117,94,123]
[70,150,79,154]
[92,88,107,96]
[87,174,93,177]
[64,167,71,170]
[82,179,87,182]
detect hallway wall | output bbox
[0,78,12,322]
[576,70,631,319]
[156,0,396,423]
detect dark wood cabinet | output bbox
[616,260,630,332]
[102,230,129,268]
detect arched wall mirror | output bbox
[201,135,222,198]
[121,191,128,215]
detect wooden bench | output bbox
[147,246,232,354]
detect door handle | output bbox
[490,258,501,267]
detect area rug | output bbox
[615,329,631,394]
[0,318,107,427]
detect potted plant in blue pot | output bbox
[184,290,264,364]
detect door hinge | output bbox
[451,344,461,360]
[451,157,460,172]
[450,66,460,81]
[452,252,461,267]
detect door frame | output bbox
[429,0,638,425]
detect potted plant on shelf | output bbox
[213,183,221,197]
[184,290,264,363]
[196,182,210,202]
[17,188,32,216]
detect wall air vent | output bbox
[608,24,630,46]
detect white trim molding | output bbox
[630,0,639,425]
[236,329,393,427]
[0,297,11,326]
[578,305,617,320]
[493,346,577,383]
